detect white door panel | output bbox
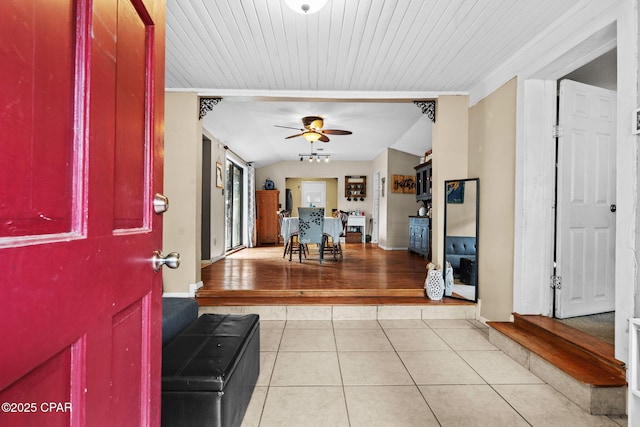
[556,80,616,318]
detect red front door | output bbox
[0,0,166,425]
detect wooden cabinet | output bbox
[256,190,279,245]
[415,161,432,202]
[408,216,430,258]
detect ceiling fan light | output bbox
[284,0,328,14]
[303,131,322,142]
[309,118,323,130]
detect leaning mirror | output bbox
[443,178,479,302]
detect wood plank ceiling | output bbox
[165,0,585,166]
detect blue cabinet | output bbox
[408,216,430,258]
[415,161,432,202]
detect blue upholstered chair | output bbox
[296,207,325,263]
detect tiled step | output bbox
[197,303,478,321]
[488,313,626,415]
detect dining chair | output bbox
[321,234,339,260]
[296,207,325,263]
[321,210,345,260]
[332,210,349,259]
[279,210,307,259]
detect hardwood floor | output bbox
[198,243,473,306]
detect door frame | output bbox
[512,14,638,364]
[372,171,381,244]
[225,158,245,251]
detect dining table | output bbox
[280,217,344,242]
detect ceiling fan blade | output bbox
[275,125,304,131]
[321,129,352,135]
[319,134,330,142]
[285,133,304,139]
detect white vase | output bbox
[425,270,445,300]
[444,262,454,296]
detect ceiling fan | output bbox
[275,116,352,143]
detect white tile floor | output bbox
[241,319,628,427]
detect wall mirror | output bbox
[443,178,479,302]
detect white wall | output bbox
[202,129,227,260]
[163,92,202,295]
[468,80,517,322]
[432,96,470,266]
[386,149,423,249]
[372,150,389,247]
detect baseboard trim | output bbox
[162,292,192,298]
[378,245,410,251]
[189,281,203,297]
[163,281,203,299]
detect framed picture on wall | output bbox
[633,107,640,135]
[216,162,223,188]
[446,181,465,204]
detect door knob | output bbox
[152,251,180,272]
[153,193,170,214]
[610,204,617,213]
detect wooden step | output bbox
[512,313,624,373]
[196,295,474,306]
[196,288,425,299]
[488,313,626,415]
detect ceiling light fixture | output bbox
[302,131,322,143]
[299,152,330,163]
[284,0,328,14]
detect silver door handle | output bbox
[153,194,170,214]
[152,251,180,272]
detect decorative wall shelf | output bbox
[345,176,366,201]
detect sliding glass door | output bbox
[225,160,243,251]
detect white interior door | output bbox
[301,181,326,209]
[556,79,616,318]
[372,171,380,243]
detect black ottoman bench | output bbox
[162,313,260,427]
[459,257,477,286]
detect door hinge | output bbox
[550,275,562,289]
[552,125,563,138]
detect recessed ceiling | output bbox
[166,0,585,166]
